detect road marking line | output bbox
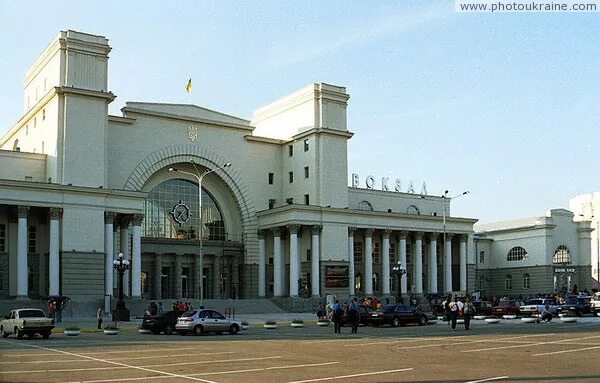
[0,346,201,357]
[1,340,218,383]
[61,362,341,383]
[350,333,552,349]
[465,377,509,383]
[462,334,600,353]
[143,355,282,368]
[533,345,600,356]
[0,351,236,364]
[286,368,413,383]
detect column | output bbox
[174,254,182,298]
[460,235,467,293]
[213,255,222,300]
[445,233,454,293]
[364,229,373,295]
[311,225,321,297]
[398,231,407,296]
[38,253,46,297]
[118,215,131,296]
[232,255,239,299]
[104,212,116,297]
[273,227,283,296]
[288,225,300,297]
[382,230,391,295]
[154,253,162,300]
[194,253,202,299]
[347,227,355,296]
[112,225,118,295]
[429,232,438,294]
[258,230,266,297]
[16,205,29,298]
[131,214,143,298]
[48,208,62,297]
[414,232,423,295]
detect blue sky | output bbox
[0,0,598,223]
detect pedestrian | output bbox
[331,300,343,334]
[349,298,360,333]
[448,296,463,330]
[48,300,56,321]
[463,297,475,331]
[149,301,158,316]
[316,303,325,320]
[158,302,163,313]
[537,305,552,323]
[97,306,104,329]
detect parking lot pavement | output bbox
[2,317,600,383]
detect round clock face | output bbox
[170,201,191,224]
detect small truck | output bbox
[1,308,54,339]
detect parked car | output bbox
[519,298,558,317]
[1,308,54,339]
[340,305,374,326]
[472,301,493,316]
[491,300,524,317]
[176,309,241,335]
[370,304,428,327]
[141,310,184,334]
[557,296,591,317]
[590,292,600,316]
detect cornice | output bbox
[244,135,284,145]
[0,88,56,146]
[55,86,116,101]
[0,178,146,200]
[122,107,254,132]
[108,115,136,125]
[291,127,354,140]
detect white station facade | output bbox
[0,30,479,303]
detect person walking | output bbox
[448,296,463,330]
[331,300,343,334]
[96,306,104,329]
[348,298,360,333]
[463,297,475,331]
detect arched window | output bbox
[553,245,572,265]
[406,205,420,215]
[523,273,530,289]
[143,178,225,240]
[505,275,512,290]
[507,246,527,261]
[358,201,373,211]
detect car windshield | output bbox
[381,304,397,313]
[19,310,46,318]
[527,299,543,305]
[565,298,578,304]
[181,310,197,317]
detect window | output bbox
[28,226,37,254]
[288,144,294,156]
[42,109,46,121]
[478,275,485,290]
[141,272,149,293]
[268,173,274,184]
[355,273,362,292]
[523,273,530,289]
[373,242,380,263]
[304,166,309,178]
[304,139,309,152]
[406,205,420,215]
[306,249,312,262]
[268,199,275,209]
[507,246,528,261]
[505,275,512,290]
[0,224,5,252]
[358,201,373,211]
[304,194,309,205]
[553,245,572,265]
[33,118,37,129]
[390,243,396,264]
[406,242,412,265]
[354,241,363,263]
[289,172,294,183]
[479,250,485,264]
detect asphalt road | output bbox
[1,318,600,383]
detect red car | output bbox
[491,300,523,317]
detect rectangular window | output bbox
[288,144,294,156]
[304,166,309,178]
[354,242,363,263]
[304,194,310,205]
[304,139,309,152]
[306,249,312,262]
[389,243,396,264]
[406,242,412,265]
[373,242,380,264]
[268,199,275,209]
[28,226,36,254]
[289,172,294,183]
[479,250,485,264]
[0,224,5,252]
[268,172,274,185]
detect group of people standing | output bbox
[442,295,475,331]
[318,298,361,334]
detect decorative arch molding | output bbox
[123,144,258,250]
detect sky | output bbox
[0,0,598,224]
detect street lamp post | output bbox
[442,190,469,294]
[169,160,231,308]
[112,252,131,321]
[392,261,407,304]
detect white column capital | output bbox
[104,211,117,224]
[382,229,391,239]
[311,225,322,235]
[257,229,266,239]
[17,205,30,218]
[49,208,63,220]
[348,227,356,236]
[132,214,144,226]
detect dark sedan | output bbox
[370,304,428,327]
[341,305,374,326]
[557,296,591,317]
[472,301,493,316]
[140,310,184,335]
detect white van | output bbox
[591,292,600,316]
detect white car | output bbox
[519,298,558,316]
[1,308,54,339]
[175,309,241,336]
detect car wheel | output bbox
[229,325,239,335]
[193,325,204,336]
[152,330,160,335]
[418,316,428,326]
[165,325,174,335]
[393,317,400,327]
[42,331,50,339]
[15,328,23,339]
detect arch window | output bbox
[143,178,225,240]
[406,205,420,215]
[507,246,527,261]
[505,275,512,290]
[553,245,572,265]
[358,201,373,211]
[523,273,530,289]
